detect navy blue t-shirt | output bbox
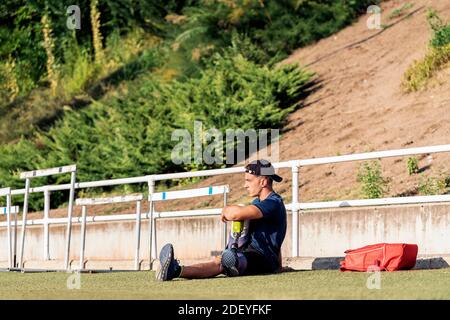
[249,192,287,270]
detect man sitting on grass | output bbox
[156,159,287,281]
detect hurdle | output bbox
[17,165,77,271]
[0,188,20,269]
[75,194,144,271]
[148,185,229,269]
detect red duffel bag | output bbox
[339,243,418,272]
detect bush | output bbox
[403,43,450,91]
[0,51,313,209]
[0,0,373,211]
[407,157,419,175]
[0,57,19,103]
[0,0,179,101]
[427,9,450,48]
[0,139,48,209]
[58,28,160,99]
[60,47,98,98]
[430,24,450,49]
[357,161,389,199]
[418,175,447,196]
[403,9,450,91]
[387,2,414,20]
[445,176,450,188]
[168,0,379,67]
[40,51,311,176]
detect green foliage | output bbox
[418,175,447,196]
[407,157,419,175]
[445,176,450,189]
[0,52,312,209]
[403,43,450,91]
[0,0,373,210]
[0,4,44,97]
[357,161,389,199]
[58,28,159,99]
[0,139,47,209]
[387,2,414,20]
[43,52,310,175]
[0,0,375,139]
[427,9,450,49]
[0,0,179,101]
[169,0,378,67]
[0,27,162,144]
[60,46,99,98]
[403,9,450,91]
[0,0,375,103]
[0,57,19,103]
[431,25,450,49]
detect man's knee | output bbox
[221,249,248,276]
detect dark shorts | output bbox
[237,246,276,276]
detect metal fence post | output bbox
[13,200,18,268]
[135,200,142,271]
[19,178,30,269]
[148,179,155,270]
[79,205,87,270]
[43,188,50,260]
[6,191,12,269]
[291,164,299,257]
[64,171,77,271]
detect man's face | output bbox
[244,173,266,197]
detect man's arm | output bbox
[221,205,263,222]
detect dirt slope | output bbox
[168,0,450,211]
[278,0,450,202]
[10,0,450,220]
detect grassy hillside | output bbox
[0,0,376,209]
[156,0,450,214]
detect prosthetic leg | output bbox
[230,220,244,250]
[221,220,245,276]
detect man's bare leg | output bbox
[156,244,226,281]
[180,257,223,279]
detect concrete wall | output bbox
[297,203,450,257]
[0,216,228,263]
[1,202,450,267]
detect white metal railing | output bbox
[75,194,144,271]
[1,202,19,268]
[0,143,449,265]
[147,185,229,268]
[0,208,223,226]
[16,165,77,271]
[1,206,19,214]
[293,195,450,210]
[0,188,15,268]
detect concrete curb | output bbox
[284,255,450,271]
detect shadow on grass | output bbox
[414,257,450,270]
[305,256,450,271]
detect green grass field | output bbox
[1,269,450,299]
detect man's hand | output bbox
[220,209,229,223]
[221,204,263,222]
